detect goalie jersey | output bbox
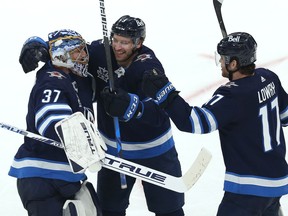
[8,62,95,182]
[165,68,288,197]
[88,40,175,159]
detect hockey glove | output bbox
[19,36,49,73]
[101,87,143,122]
[142,68,179,108]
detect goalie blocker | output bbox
[55,112,107,174]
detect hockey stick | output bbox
[99,0,127,188]
[0,122,211,193]
[213,0,227,37]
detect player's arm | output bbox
[33,85,73,139]
[35,85,106,173]
[141,69,219,134]
[279,86,288,127]
[100,86,170,126]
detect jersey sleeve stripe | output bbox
[36,104,72,121]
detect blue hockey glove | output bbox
[142,68,179,108]
[19,36,49,73]
[101,87,143,122]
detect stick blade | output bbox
[182,148,212,190]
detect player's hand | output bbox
[19,36,49,73]
[142,68,178,108]
[101,87,143,121]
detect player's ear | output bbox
[230,59,238,70]
[135,38,144,49]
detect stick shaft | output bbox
[98,0,127,188]
[213,0,227,37]
[0,121,211,192]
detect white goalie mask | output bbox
[48,29,89,77]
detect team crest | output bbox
[47,71,66,79]
[135,54,152,62]
[97,67,109,82]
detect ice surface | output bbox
[0,0,287,215]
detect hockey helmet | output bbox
[217,32,257,67]
[111,15,146,42]
[48,29,89,77]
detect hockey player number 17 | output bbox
[259,97,281,152]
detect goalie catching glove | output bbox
[142,68,179,109]
[55,112,107,173]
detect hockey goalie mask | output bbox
[48,29,89,77]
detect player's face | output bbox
[70,45,88,64]
[111,34,138,67]
[69,45,89,77]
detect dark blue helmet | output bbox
[111,15,146,42]
[217,32,257,67]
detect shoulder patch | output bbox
[115,67,125,78]
[134,54,152,62]
[222,81,238,88]
[47,71,66,79]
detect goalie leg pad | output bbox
[278,206,284,216]
[63,181,102,216]
[63,200,85,216]
[74,180,102,216]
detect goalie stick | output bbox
[98,0,127,189]
[213,0,227,37]
[0,121,212,193]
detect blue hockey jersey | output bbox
[165,68,288,197]
[9,62,95,182]
[88,40,175,159]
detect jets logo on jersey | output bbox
[135,54,152,62]
[47,71,66,79]
[97,67,109,82]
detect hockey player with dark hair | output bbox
[141,32,288,216]
[18,16,185,216]
[9,29,104,216]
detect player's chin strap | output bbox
[227,66,238,81]
[87,72,96,101]
[228,72,233,81]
